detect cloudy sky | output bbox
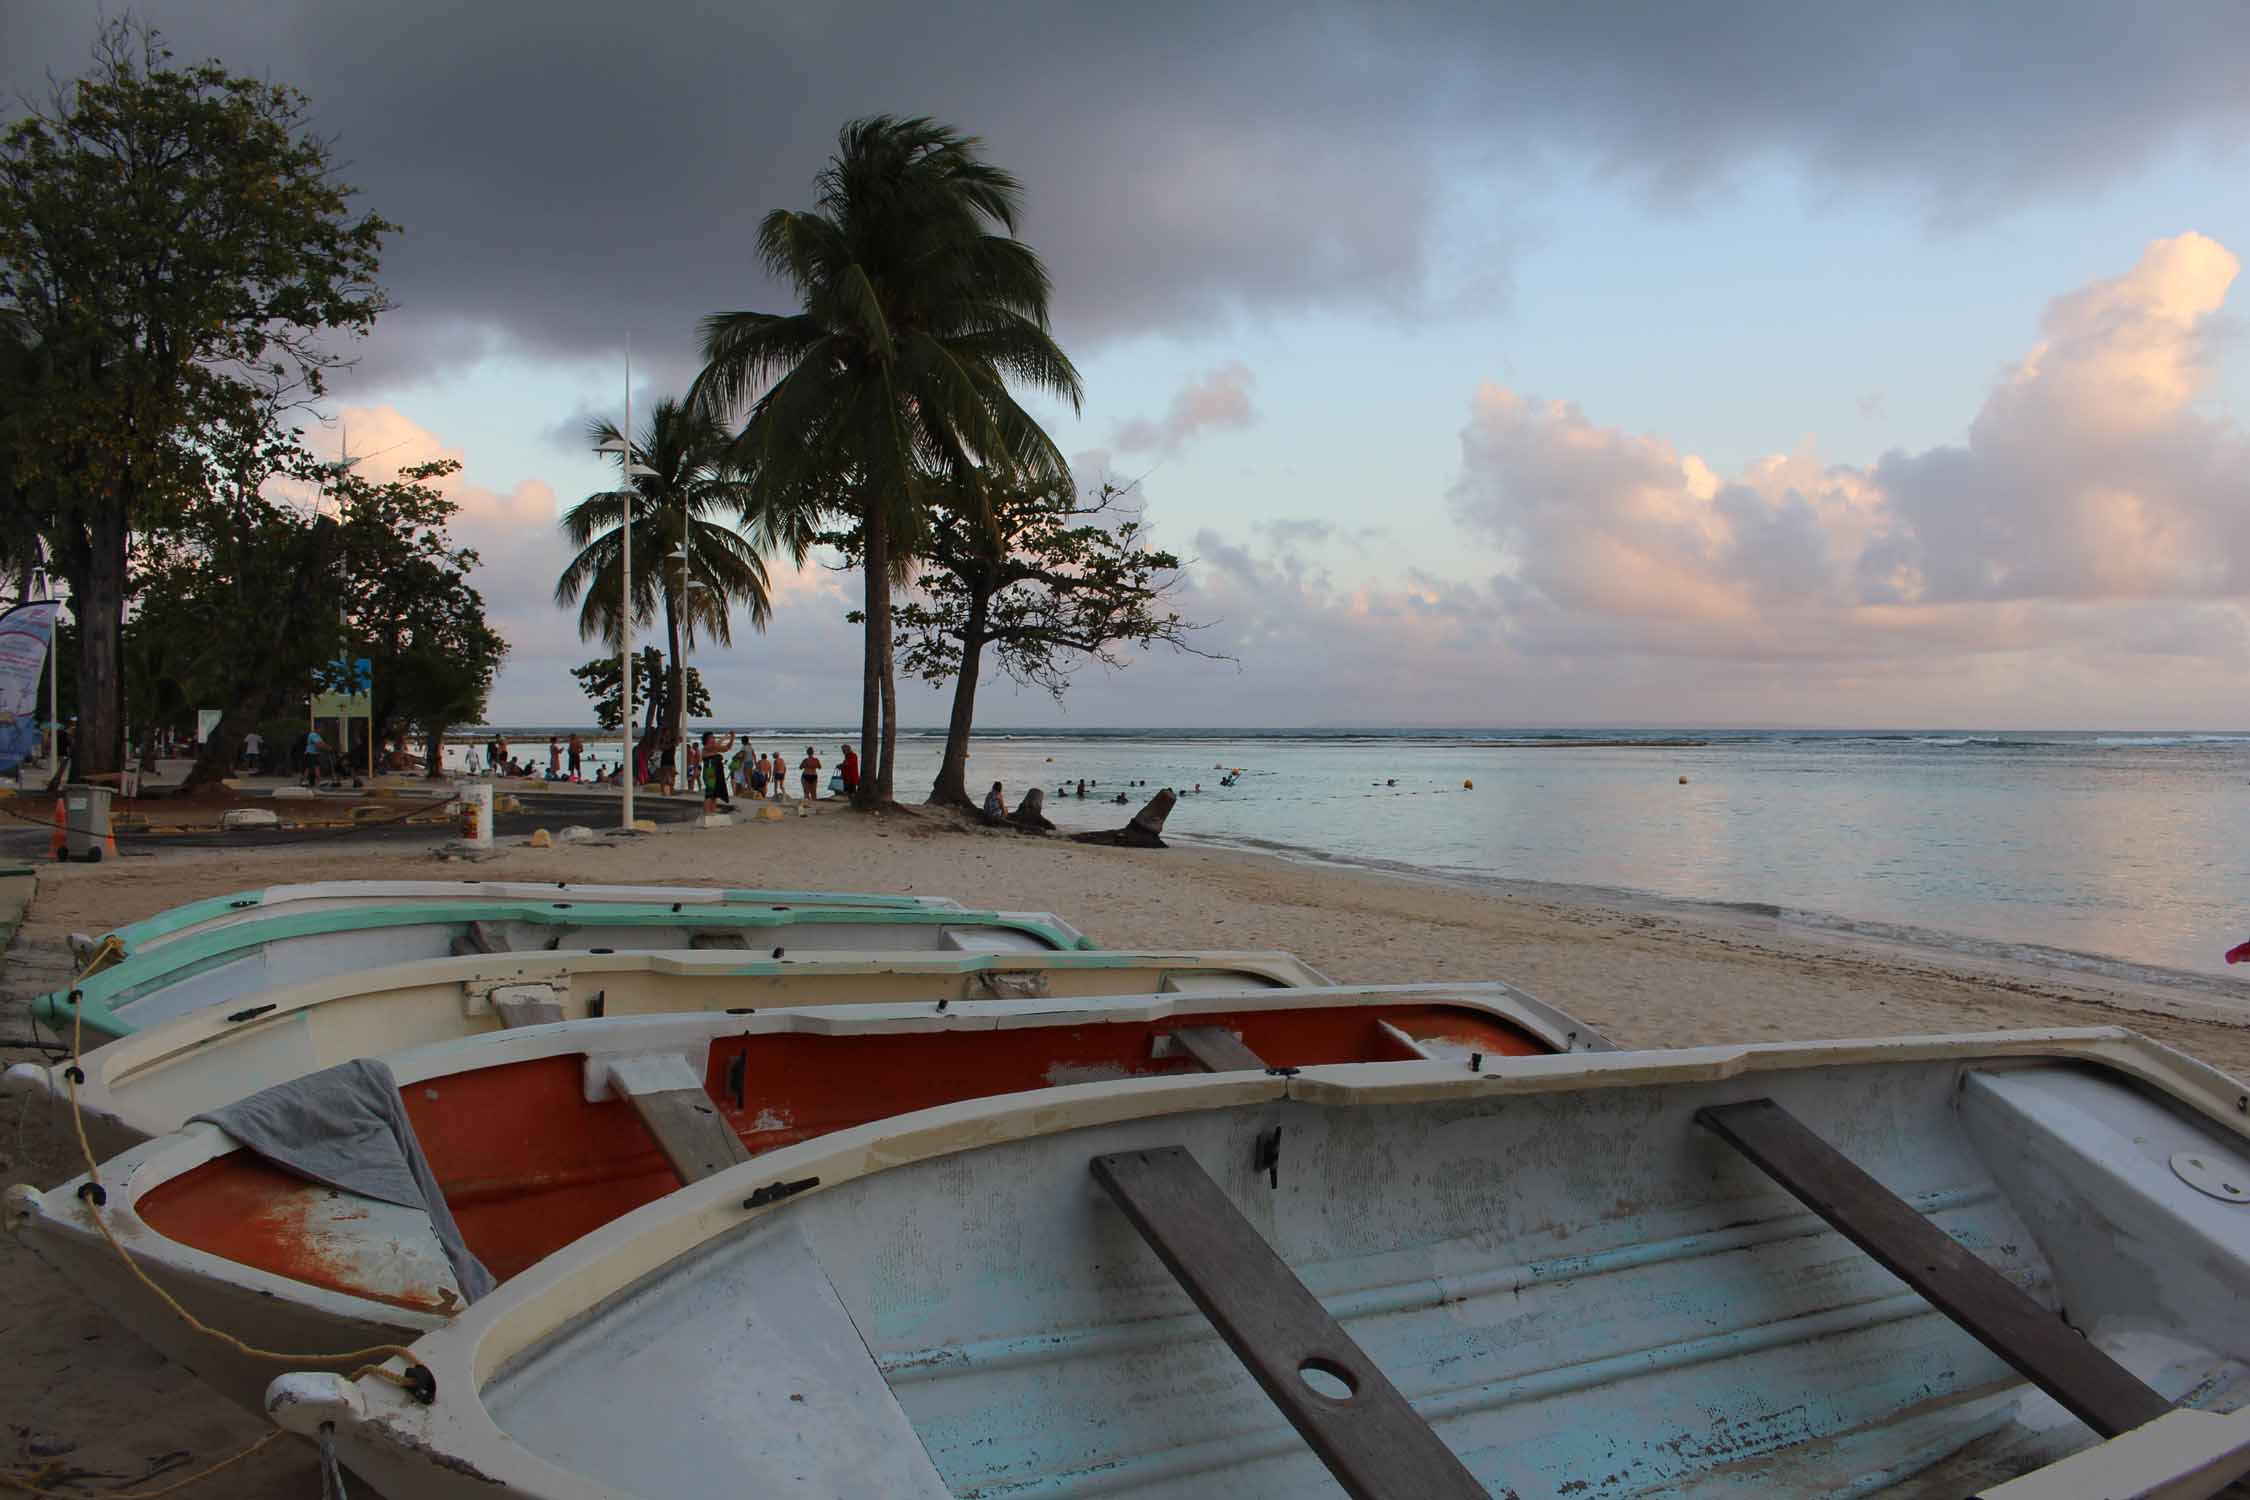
[10,2,2250,729]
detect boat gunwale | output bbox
[266,1025,2250,1500]
[101,881,965,952]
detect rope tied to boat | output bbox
[317,1424,349,1499]
[56,997,436,1400]
[0,1431,284,1498]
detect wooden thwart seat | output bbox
[1697,1098,2174,1439]
[1165,1025,1266,1073]
[1091,1145,1488,1500]
[601,1052,751,1184]
[449,919,514,957]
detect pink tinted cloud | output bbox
[1112,362,1259,453]
[1447,234,2250,673]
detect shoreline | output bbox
[4,808,2249,1496]
[1173,828,2250,1026]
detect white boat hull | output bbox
[267,1030,2250,1500]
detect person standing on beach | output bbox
[839,744,858,798]
[700,733,734,815]
[567,733,583,781]
[799,746,822,800]
[548,737,562,778]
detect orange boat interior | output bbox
[137,1003,1547,1311]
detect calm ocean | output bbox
[461,727,2250,984]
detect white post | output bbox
[456,780,493,850]
[620,348,636,831]
[677,490,691,787]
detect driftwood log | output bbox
[1070,788,1176,848]
[1008,787,1057,831]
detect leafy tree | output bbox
[0,21,392,778]
[572,648,707,733]
[120,401,342,787]
[830,474,1206,808]
[556,397,771,752]
[692,115,1081,809]
[330,458,509,779]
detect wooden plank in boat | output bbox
[1168,1025,1266,1073]
[449,919,514,957]
[604,1052,751,1184]
[1698,1098,2173,1439]
[1090,1145,1489,1500]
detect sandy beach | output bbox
[4,806,2248,1495]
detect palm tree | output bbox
[554,397,774,748]
[691,115,1082,807]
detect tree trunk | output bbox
[1007,786,1055,831]
[853,498,886,810]
[1070,789,1178,848]
[928,591,989,809]
[424,725,448,778]
[182,712,254,790]
[75,504,128,780]
[878,620,897,802]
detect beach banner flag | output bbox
[0,600,61,775]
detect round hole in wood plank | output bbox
[1298,1357,1357,1401]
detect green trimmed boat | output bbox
[36,886,1091,1044]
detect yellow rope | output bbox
[61,996,424,1381]
[0,1430,284,1498]
[4,934,437,1494]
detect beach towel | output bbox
[192,1058,495,1302]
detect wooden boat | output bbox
[7,983,1590,1416]
[71,880,963,969]
[257,1028,2250,1500]
[4,946,1355,1150]
[32,895,1090,1043]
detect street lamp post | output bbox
[672,501,709,787]
[596,354,658,831]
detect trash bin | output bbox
[62,783,113,862]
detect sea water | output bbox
[458,728,2250,983]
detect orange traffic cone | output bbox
[49,797,65,861]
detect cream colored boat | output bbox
[3,946,1354,1151]
[265,1028,2250,1500]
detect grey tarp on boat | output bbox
[191,1058,495,1302]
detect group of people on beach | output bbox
[470,730,862,813]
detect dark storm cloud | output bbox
[9,2,2249,394]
